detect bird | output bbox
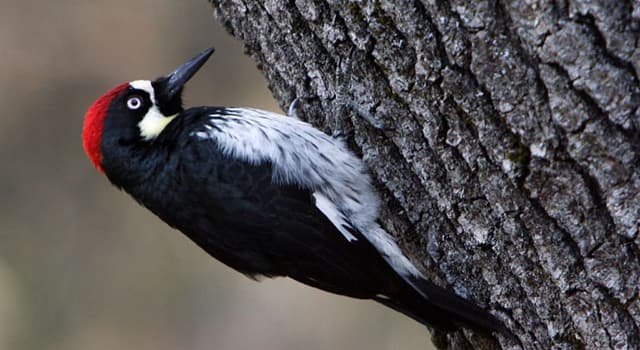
[82,47,513,339]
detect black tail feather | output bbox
[380,274,516,340]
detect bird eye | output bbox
[126,96,143,110]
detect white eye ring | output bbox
[126,96,143,110]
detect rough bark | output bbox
[208,0,640,349]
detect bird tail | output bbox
[376,273,515,340]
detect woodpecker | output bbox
[82,48,513,339]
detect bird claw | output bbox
[288,97,302,120]
[332,129,346,139]
[287,95,319,121]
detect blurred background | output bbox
[0,1,431,349]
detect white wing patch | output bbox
[313,192,357,242]
[192,108,379,221]
[191,108,421,277]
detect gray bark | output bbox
[208,0,640,349]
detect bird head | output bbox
[82,48,214,173]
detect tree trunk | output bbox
[208,0,640,349]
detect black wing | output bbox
[123,110,513,337]
[173,151,513,336]
[156,136,402,299]
[193,140,513,337]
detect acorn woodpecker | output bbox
[82,48,513,339]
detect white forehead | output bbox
[129,80,155,102]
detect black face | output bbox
[97,48,215,184]
[102,87,154,146]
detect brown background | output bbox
[0,1,432,349]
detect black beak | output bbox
[153,48,215,115]
[163,47,215,100]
